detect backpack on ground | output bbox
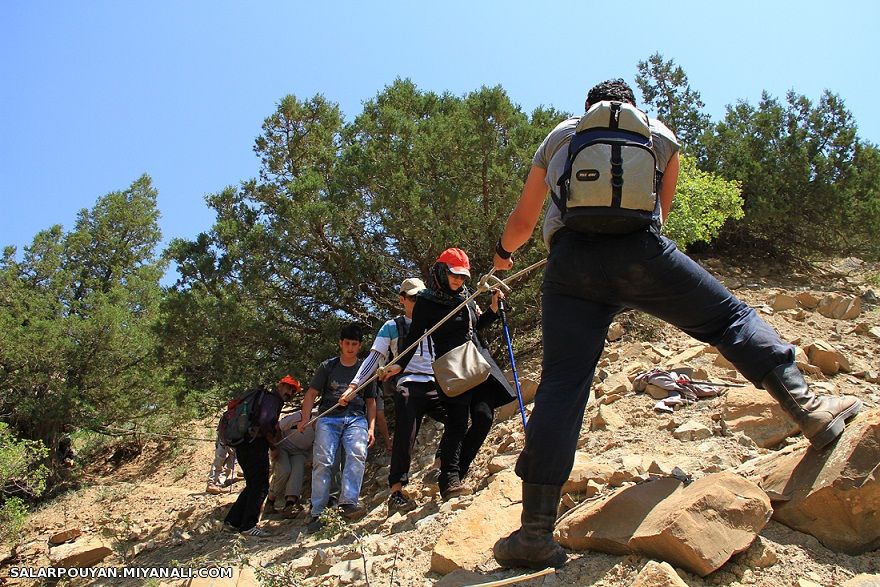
[218,387,265,446]
[382,315,410,396]
[554,100,659,234]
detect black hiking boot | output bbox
[493,483,567,570]
[762,362,862,449]
[340,503,367,520]
[440,477,472,501]
[388,490,417,514]
[306,516,324,534]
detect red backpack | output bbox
[218,388,265,446]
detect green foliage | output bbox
[0,422,49,497]
[254,563,306,587]
[164,79,562,395]
[664,156,744,249]
[636,53,710,154]
[0,176,179,459]
[0,496,28,545]
[313,505,347,541]
[702,90,879,257]
[0,422,48,545]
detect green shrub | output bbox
[663,155,744,249]
[0,497,28,545]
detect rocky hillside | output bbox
[2,256,879,587]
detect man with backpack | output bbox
[490,78,863,570]
[298,323,377,533]
[222,375,301,537]
[347,277,446,514]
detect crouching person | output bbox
[299,323,377,533]
[270,402,313,514]
[224,376,299,537]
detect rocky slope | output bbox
[2,256,879,587]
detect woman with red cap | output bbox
[390,248,517,500]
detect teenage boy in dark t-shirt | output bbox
[299,323,377,532]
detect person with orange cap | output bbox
[268,381,312,515]
[388,248,517,501]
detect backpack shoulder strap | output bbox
[393,315,409,349]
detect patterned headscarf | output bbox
[419,262,469,307]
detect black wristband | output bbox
[495,238,513,260]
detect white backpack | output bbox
[553,101,659,234]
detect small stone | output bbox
[673,420,712,441]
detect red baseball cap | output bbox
[437,248,471,278]
[278,375,302,393]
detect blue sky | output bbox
[2,0,878,275]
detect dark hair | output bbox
[585,78,636,110]
[339,322,364,342]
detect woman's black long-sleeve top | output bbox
[396,293,502,404]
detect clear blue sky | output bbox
[3,0,878,273]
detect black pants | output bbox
[389,380,446,487]
[439,382,495,489]
[224,436,270,531]
[516,229,794,486]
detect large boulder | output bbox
[744,411,880,554]
[557,473,771,577]
[556,477,683,555]
[431,470,521,574]
[629,472,772,577]
[721,386,800,448]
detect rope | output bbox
[96,260,550,447]
[100,425,216,443]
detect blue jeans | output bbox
[516,229,794,486]
[310,414,369,516]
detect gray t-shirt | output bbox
[276,412,315,452]
[310,356,377,418]
[533,115,680,248]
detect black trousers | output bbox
[224,436,270,531]
[516,229,793,486]
[388,380,446,487]
[439,381,496,489]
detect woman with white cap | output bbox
[390,248,517,500]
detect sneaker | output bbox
[206,483,224,495]
[307,516,324,534]
[423,468,441,486]
[241,526,270,538]
[388,490,416,514]
[441,479,472,501]
[339,503,367,520]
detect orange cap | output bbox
[278,375,302,393]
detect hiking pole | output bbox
[498,298,528,429]
[676,378,747,388]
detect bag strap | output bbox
[465,302,478,341]
[392,315,409,359]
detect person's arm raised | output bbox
[494,165,549,270]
